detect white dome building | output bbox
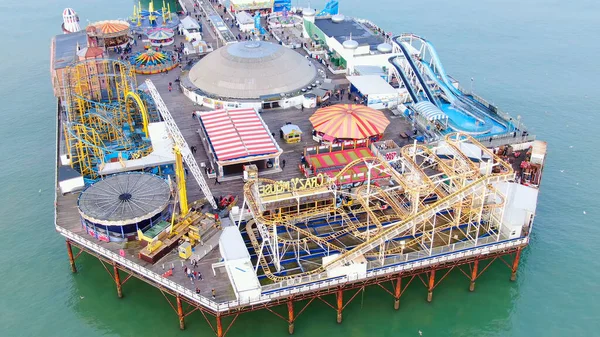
[62,8,81,34]
[185,41,319,109]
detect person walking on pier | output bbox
[282,159,286,169]
[211,288,216,299]
[214,177,221,185]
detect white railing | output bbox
[56,223,527,311]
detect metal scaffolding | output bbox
[238,133,514,283]
[62,59,158,179]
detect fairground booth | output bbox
[179,16,202,41]
[196,108,283,178]
[279,124,302,143]
[347,75,399,110]
[300,140,389,189]
[229,0,274,14]
[309,104,390,144]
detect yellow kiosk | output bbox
[280,124,302,144]
[243,164,259,182]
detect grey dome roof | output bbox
[78,172,171,226]
[188,41,317,99]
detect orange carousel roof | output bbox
[309,104,390,140]
[92,20,130,36]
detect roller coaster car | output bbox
[219,195,237,210]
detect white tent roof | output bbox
[435,141,487,161]
[98,122,175,175]
[354,65,386,77]
[235,11,254,25]
[219,226,251,262]
[347,75,398,96]
[181,16,200,30]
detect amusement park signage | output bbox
[258,174,329,197]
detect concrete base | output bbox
[427,291,433,302]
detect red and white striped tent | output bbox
[197,108,281,165]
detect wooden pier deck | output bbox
[54,8,416,305]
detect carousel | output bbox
[129,48,179,74]
[130,0,180,34]
[147,28,175,46]
[88,20,131,49]
[309,104,390,143]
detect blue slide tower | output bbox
[317,0,339,16]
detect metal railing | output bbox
[55,222,527,312]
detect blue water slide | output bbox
[420,61,457,104]
[424,40,462,97]
[423,40,507,126]
[396,40,439,107]
[317,0,339,17]
[388,57,419,103]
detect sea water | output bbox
[0,0,598,336]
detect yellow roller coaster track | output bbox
[242,133,514,282]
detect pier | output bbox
[52,2,544,336]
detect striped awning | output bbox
[414,101,447,121]
[198,108,280,162]
[93,20,129,35]
[309,104,390,140]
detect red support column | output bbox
[177,294,185,330]
[470,259,479,292]
[511,248,522,281]
[66,240,77,273]
[336,289,343,324]
[216,313,223,337]
[427,270,435,303]
[113,262,123,298]
[287,299,295,334]
[393,275,402,310]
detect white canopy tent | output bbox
[180,16,202,41]
[235,11,255,32]
[347,75,399,109]
[218,226,262,301]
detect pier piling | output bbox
[216,313,223,337]
[394,275,402,310]
[427,270,435,302]
[470,260,479,292]
[287,299,294,334]
[113,262,123,298]
[336,289,343,323]
[66,240,77,273]
[511,248,522,281]
[177,294,185,330]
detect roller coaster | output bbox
[237,133,514,283]
[389,34,514,137]
[62,59,160,180]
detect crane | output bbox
[144,79,217,209]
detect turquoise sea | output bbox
[1,0,598,336]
